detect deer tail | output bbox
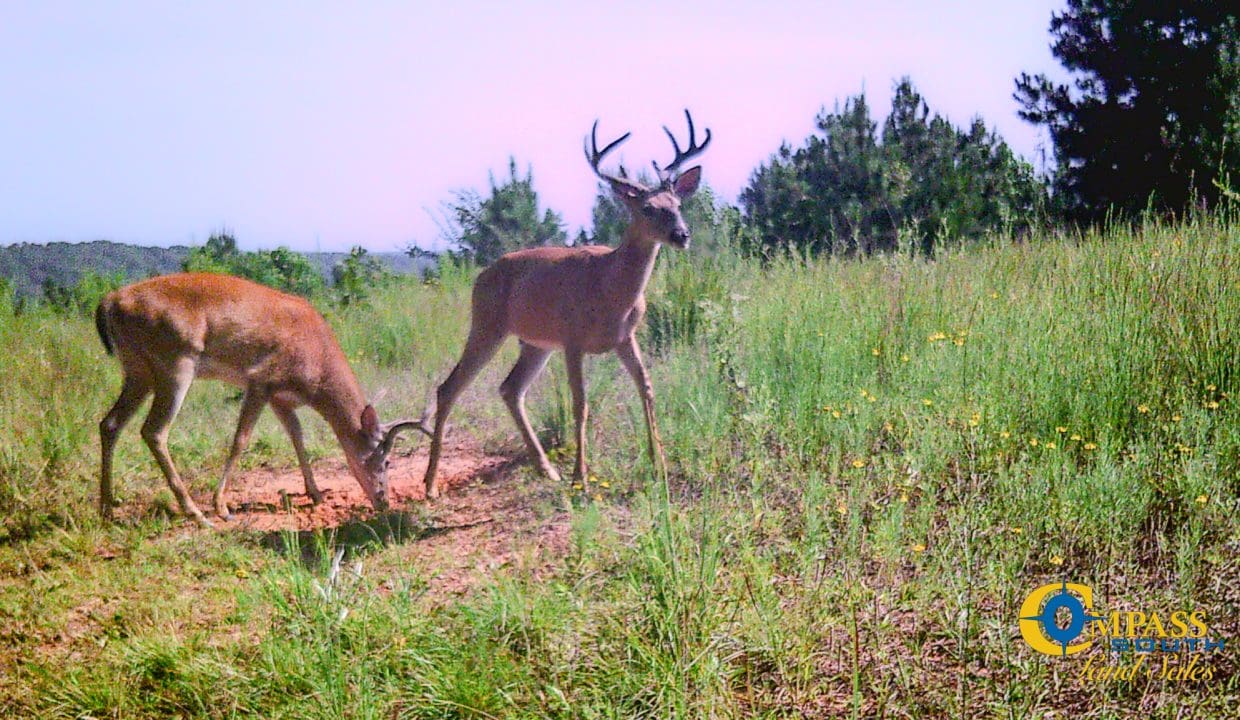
[95,300,114,355]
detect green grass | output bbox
[1,216,1237,717]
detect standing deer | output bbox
[422,110,711,497]
[95,272,428,527]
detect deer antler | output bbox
[380,404,434,456]
[585,120,649,195]
[654,109,712,186]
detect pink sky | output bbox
[1,1,1065,252]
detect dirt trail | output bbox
[217,436,577,597]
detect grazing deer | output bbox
[421,110,711,497]
[95,272,428,527]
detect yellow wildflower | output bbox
[922,398,934,407]
[1171,414,1182,422]
[871,347,881,357]
[1056,426,1067,434]
[911,543,927,553]
[832,410,842,419]
[1207,384,1217,391]
[900,354,910,363]
[1138,404,1150,414]
[1010,527,1023,535]
[1045,441,1057,449]
[1070,433,1081,441]
[1083,442,1097,451]
[1029,438,1039,447]
[836,503,848,516]
[1205,401,1220,410]
[899,492,909,503]
[851,459,866,469]
[1000,430,1011,439]
[599,480,611,489]
[1195,494,1208,504]
[1050,555,1064,566]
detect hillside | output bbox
[0,239,428,297]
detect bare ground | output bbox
[220,434,578,598]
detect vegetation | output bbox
[1016,1,1240,220]
[0,215,1236,717]
[1,9,1237,718]
[438,158,568,265]
[741,79,1044,257]
[0,238,424,306]
[182,232,327,298]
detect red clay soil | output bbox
[216,438,507,532]
[217,435,578,598]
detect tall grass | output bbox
[0,217,1236,717]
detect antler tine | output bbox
[584,119,632,182]
[657,108,712,184]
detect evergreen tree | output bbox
[741,79,1042,256]
[441,158,567,265]
[1015,1,1240,220]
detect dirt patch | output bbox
[223,435,577,599]
[217,437,507,532]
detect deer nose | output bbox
[670,228,690,247]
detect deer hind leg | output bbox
[212,386,268,520]
[563,347,589,482]
[141,357,212,528]
[100,374,152,522]
[270,400,322,505]
[500,342,559,482]
[616,334,667,478]
[423,325,505,498]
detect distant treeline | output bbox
[0,239,429,299]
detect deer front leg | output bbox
[500,342,559,482]
[616,334,667,478]
[564,346,589,481]
[213,387,267,519]
[271,401,323,505]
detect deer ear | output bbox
[673,166,702,198]
[360,405,380,436]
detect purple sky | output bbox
[1,2,1065,252]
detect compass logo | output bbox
[1019,581,1102,656]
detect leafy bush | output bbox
[41,270,126,316]
[331,246,389,306]
[182,232,324,297]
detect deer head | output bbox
[585,109,711,248]
[355,404,431,508]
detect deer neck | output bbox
[308,364,369,457]
[609,228,662,305]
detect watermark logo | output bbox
[1018,579,1228,683]
[1019,582,1102,656]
